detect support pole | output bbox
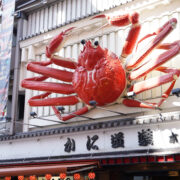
[10,12,26,135]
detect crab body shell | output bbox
[72,41,126,106]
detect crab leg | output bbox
[129,40,180,80]
[154,67,177,106]
[122,99,158,109]
[127,67,180,108]
[123,81,176,109]
[22,80,75,94]
[92,12,141,58]
[131,68,180,94]
[27,62,73,82]
[29,92,90,121]
[52,106,90,121]
[29,93,79,106]
[126,18,177,70]
[121,23,141,58]
[92,12,139,27]
[120,12,141,58]
[51,55,77,69]
[22,61,75,95]
[157,40,180,50]
[46,27,75,58]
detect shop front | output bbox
[1,111,180,179]
[1,0,180,179]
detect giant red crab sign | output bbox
[22,12,180,121]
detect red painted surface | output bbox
[148,156,155,163]
[72,41,126,106]
[157,156,165,162]
[132,157,139,163]
[166,155,174,162]
[140,157,147,163]
[124,157,131,164]
[22,13,180,121]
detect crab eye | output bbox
[94,41,99,47]
[81,39,86,45]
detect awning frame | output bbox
[0,161,99,177]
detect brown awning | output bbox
[0,161,97,177]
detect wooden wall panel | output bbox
[23,0,135,40]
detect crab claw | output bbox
[46,27,75,58]
[92,12,139,27]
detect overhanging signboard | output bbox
[0,120,180,161]
[0,0,15,120]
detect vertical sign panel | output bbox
[0,0,15,120]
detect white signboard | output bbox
[0,121,180,161]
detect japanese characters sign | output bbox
[0,122,180,161]
[0,0,15,119]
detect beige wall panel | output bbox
[23,67,33,132]
[62,0,67,25]
[102,34,108,49]
[27,14,32,37]
[22,19,28,39]
[44,7,49,32]
[103,0,109,10]
[52,4,58,29]
[48,6,53,30]
[82,0,87,17]
[57,2,62,26]
[35,11,40,35]
[67,0,72,23]
[109,32,116,53]
[71,0,76,20]
[76,0,81,19]
[31,12,36,36]
[87,0,92,15]
[91,0,97,14]
[115,30,124,57]
[40,9,44,33]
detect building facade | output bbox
[1,0,180,179]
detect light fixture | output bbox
[88,172,95,179]
[59,173,66,180]
[73,173,81,180]
[58,106,65,113]
[18,176,24,180]
[30,111,37,118]
[45,174,52,180]
[127,91,136,98]
[30,111,67,124]
[172,88,180,97]
[29,176,36,180]
[5,177,11,180]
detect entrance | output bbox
[105,162,180,180]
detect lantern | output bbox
[88,172,95,179]
[45,174,52,180]
[59,173,66,180]
[73,173,80,180]
[5,177,11,180]
[29,175,36,180]
[18,176,24,180]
